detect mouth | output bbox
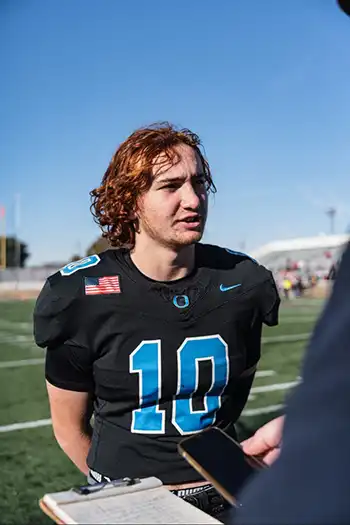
[176,215,202,229]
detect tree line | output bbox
[0,237,30,268]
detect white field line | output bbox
[251,380,299,394]
[242,404,284,417]
[0,418,52,433]
[0,380,297,433]
[0,406,286,432]
[0,358,45,369]
[0,319,32,331]
[0,402,288,432]
[255,370,275,378]
[262,333,310,344]
[0,334,34,344]
[0,361,274,374]
[248,379,298,400]
[279,316,317,323]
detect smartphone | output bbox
[178,426,266,506]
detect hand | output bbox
[241,415,285,465]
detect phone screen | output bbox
[178,427,265,505]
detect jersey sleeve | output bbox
[33,276,95,392]
[213,245,280,327]
[259,270,280,326]
[227,315,263,422]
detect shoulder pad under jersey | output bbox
[33,253,107,348]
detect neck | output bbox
[130,239,196,282]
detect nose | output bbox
[180,181,201,210]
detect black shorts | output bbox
[170,483,230,518]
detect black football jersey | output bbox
[33,244,280,484]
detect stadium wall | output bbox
[0,267,59,297]
[251,233,350,260]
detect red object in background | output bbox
[324,251,332,259]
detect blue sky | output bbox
[1,0,350,265]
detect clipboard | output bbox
[38,476,222,524]
[39,498,65,525]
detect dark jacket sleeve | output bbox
[235,243,350,525]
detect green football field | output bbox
[0,297,325,524]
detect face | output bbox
[135,144,208,250]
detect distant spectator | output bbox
[282,277,291,299]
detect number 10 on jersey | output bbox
[129,335,229,435]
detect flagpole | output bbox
[15,194,21,267]
[14,193,21,288]
[0,206,6,270]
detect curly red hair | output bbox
[90,122,216,248]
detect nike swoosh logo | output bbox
[220,283,242,292]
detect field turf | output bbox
[0,298,325,524]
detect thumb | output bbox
[263,447,281,466]
[241,434,270,456]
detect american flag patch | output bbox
[84,276,121,295]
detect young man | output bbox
[34,122,280,517]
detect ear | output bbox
[128,200,138,220]
[130,197,142,220]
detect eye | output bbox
[162,183,179,191]
[194,175,207,188]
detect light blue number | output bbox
[172,336,229,435]
[129,340,165,434]
[130,335,229,435]
[60,255,101,276]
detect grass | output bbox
[0,297,323,524]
